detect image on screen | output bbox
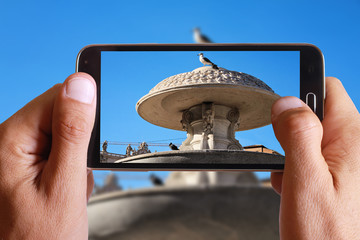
[100,51,299,164]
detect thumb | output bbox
[43,73,96,196]
[271,97,329,191]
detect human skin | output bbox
[0,73,96,239]
[271,77,360,239]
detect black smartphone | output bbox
[76,44,324,171]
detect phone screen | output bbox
[100,51,299,164]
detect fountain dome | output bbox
[136,66,280,132]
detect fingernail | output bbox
[65,77,95,104]
[272,97,304,120]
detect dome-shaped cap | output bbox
[136,66,280,131]
[149,66,275,93]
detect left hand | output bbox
[0,73,96,239]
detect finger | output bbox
[323,77,359,125]
[321,77,360,183]
[42,72,96,198]
[0,84,61,185]
[270,172,283,195]
[87,169,94,202]
[271,97,331,188]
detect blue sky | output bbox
[1,0,359,189]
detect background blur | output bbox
[1,0,359,190]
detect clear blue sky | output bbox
[1,0,359,189]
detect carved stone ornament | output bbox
[181,110,193,131]
[180,110,194,150]
[179,103,245,151]
[227,108,240,123]
[150,67,275,94]
[226,108,243,150]
[202,103,215,135]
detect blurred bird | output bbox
[169,142,179,150]
[193,27,213,43]
[150,174,163,186]
[198,53,219,70]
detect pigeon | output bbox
[150,174,163,186]
[169,142,179,150]
[193,27,212,43]
[198,53,219,70]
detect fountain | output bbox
[115,63,284,167]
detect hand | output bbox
[271,77,360,239]
[0,73,96,239]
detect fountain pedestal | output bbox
[180,103,243,151]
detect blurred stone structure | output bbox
[93,174,122,195]
[88,185,279,240]
[88,145,281,240]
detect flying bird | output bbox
[198,53,219,70]
[169,142,179,150]
[150,174,163,186]
[193,27,213,43]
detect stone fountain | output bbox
[115,62,284,167]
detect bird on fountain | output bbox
[169,142,179,151]
[149,174,163,186]
[193,27,213,43]
[198,53,219,70]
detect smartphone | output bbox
[76,44,324,171]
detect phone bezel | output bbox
[76,43,324,171]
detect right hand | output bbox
[271,77,360,239]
